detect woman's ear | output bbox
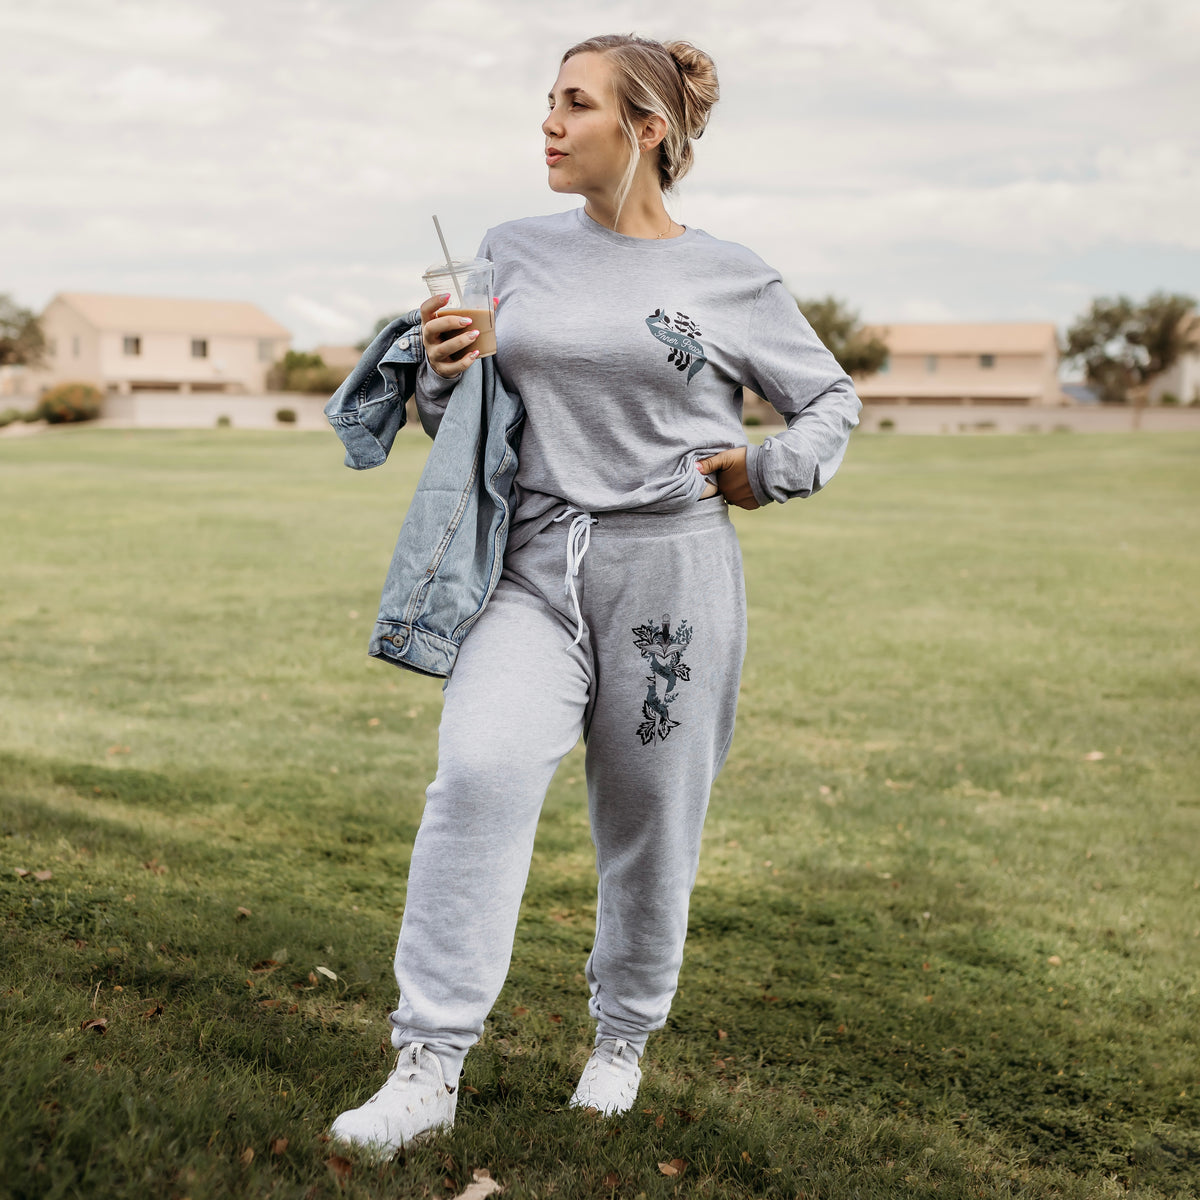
[638,112,668,153]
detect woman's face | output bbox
[543,52,631,201]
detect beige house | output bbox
[1148,316,1200,405]
[855,322,1062,405]
[313,344,363,372]
[37,292,291,395]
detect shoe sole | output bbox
[330,1118,454,1161]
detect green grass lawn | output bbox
[2,426,1198,1200]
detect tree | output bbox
[794,296,889,377]
[1062,291,1199,404]
[0,294,47,367]
[266,350,347,394]
[357,314,406,352]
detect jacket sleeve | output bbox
[323,311,423,469]
[738,280,862,505]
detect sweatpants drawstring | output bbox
[552,507,598,646]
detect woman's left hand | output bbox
[695,448,761,510]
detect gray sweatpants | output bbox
[388,498,746,1075]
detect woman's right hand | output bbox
[421,293,482,379]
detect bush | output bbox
[1159,391,1180,406]
[267,351,348,394]
[743,414,761,427]
[878,417,895,431]
[34,382,102,424]
[0,406,26,427]
[215,415,232,428]
[275,408,297,425]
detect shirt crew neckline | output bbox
[575,205,698,249]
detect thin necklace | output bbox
[657,215,677,239]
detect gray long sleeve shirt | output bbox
[417,206,861,542]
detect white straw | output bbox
[432,215,464,307]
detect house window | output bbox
[257,338,275,363]
[123,335,141,356]
[192,338,208,359]
[980,354,995,368]
[72,335,80,358]
[925,355,938,373]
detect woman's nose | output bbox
[542,108,562,138]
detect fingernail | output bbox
[441,293,451,303]
[468,330,479,339]
[469,350,480,359]
[459,317,473,326]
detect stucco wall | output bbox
[97,330,286,393]
[858,402,1200,434]
[40,298,103,388]
[99,392,337,430]
[91,392,1200,436]
[1148,352,1200,406]
[857,350,1059,403]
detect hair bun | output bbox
[663,40,719,138]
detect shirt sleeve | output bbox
[738,279,862,505]
[414,358,458,437]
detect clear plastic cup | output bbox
[422,258,496,358]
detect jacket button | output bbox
[398,338,410,350]
[391,632,407,648]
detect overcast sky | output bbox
[3,0,1198,349]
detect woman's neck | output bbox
[585,183,681,240]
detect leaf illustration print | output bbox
[632,615,695,743]
[644,309,708,384]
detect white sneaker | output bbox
[568,1038,642,1116]
[330,1042,457,1158]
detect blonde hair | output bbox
[562,34,719,218]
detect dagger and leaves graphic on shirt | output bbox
[646,309,708,384]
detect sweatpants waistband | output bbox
[564,497,732,540]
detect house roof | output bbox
[865,322,1058,355]
[50,292,291,339]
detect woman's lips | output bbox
[545,149,566,166]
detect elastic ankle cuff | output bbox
[595,1031,646,1056]
[435,1052,466,1086]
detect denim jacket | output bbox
[324,310,524,677]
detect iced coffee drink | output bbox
[422,258,497,359]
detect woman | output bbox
[332,33,860,1155]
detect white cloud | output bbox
[1,0,1197,342]
[893,297,960,322]
[284,295,360,336]
[0,2,221,55]
[331,290,379,318]
[95,64,229,123]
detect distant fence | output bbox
[99,392,338,431]
[858,403,1200,434]
[89,392,1200,436]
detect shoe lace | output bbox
[386,1042,454,1095]
[582,1039,637,1092]
[395,1041,425,1082]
